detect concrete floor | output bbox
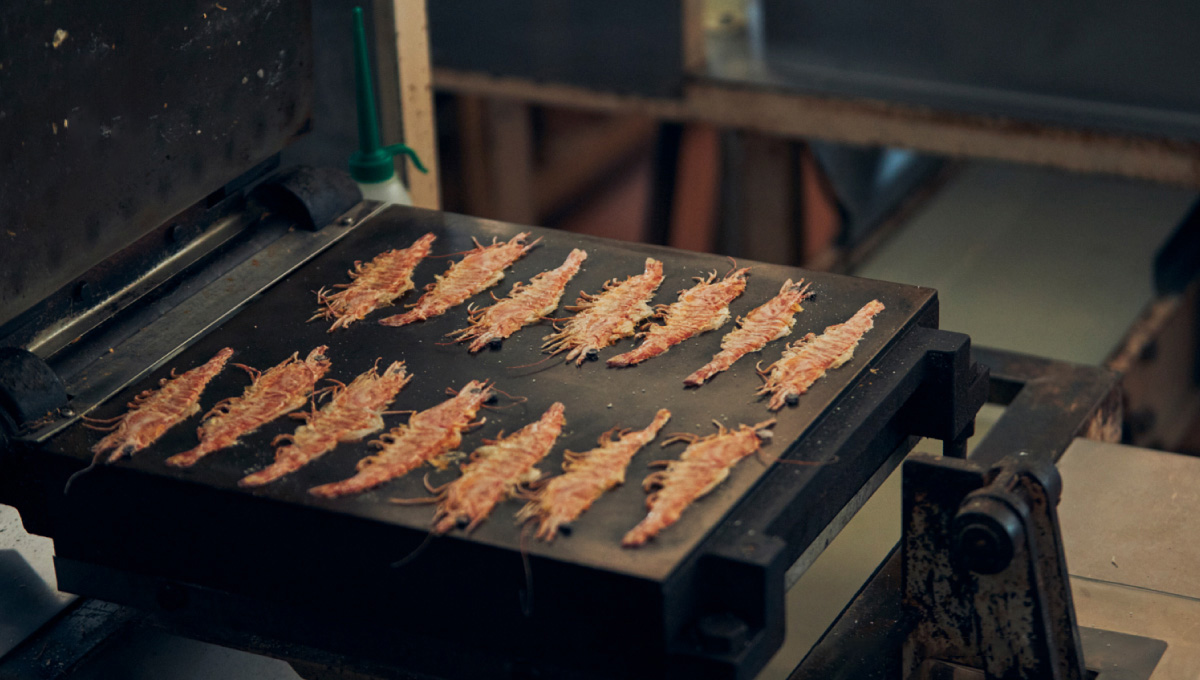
[856,161,1195,364]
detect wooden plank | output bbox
[681,0,706,75]
[737,133,795,265]
[1108,285,1200,451]
[483,98,535,224]
[535,116,658,219]
[667,123,721,253]
[798,146,842,270]
[393,0,440,208]
[433,67,1200,188]
[455,94,492,217]
[371,2,404,154]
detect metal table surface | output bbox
[44,204,936,584]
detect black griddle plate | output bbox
[51,206,931,578]
[42,205,939,678]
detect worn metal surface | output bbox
[791,348,1129,680]
[0,0,313,333]
[791,548,1167,680]
[25,200,385,444]
[902,455,1086,679]
[970,348,1121,468]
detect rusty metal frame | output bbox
[790,346,1125,680]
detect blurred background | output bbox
[7,0,1200,677]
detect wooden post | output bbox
[681,0,706,75]
[393,0,440,209]
[484,99,536,224]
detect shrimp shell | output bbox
[311,232,435,331]
[757,300,884,411]
[516,409,670,541]
[90,347,233,463]
[428,402,566,534]
[167,346,332,468]
[378,233,539,327]
[622,418,775,548]
[607,268,749,368]
[447,249,587,352]
[684,279,811,387]
[308,380,493,498]
[239,360,410,487]
[542,258,664,365]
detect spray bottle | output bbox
[348,6,426,204]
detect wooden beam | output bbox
[483,99,535,224]
[667,124,721,253]
[433,67,1200,188]
[681,0,706,74]
[371,2,403,153]
[534,116,658,219]
[393,0,440,208]
[736,133,795,265]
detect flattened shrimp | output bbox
[684,279,812,386]
[757,300,884,411]
[413,402,566,534]
[517,409,670,541]
[542,258,664,365]
[87,347,233,463]
[378,233,539,327]
[607,268,749,368]
[239,361,410,487]
[308,380,493,498]
[623,419,775,547]
[311,233,435,331]
[448,249,587,352]
[166,346,332,467]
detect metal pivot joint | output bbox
[902,453,1085,680]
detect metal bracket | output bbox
[902,453,1086,679]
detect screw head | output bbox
[340,216,355,226]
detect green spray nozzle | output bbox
[349,6,427,184]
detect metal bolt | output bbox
[340,216,355,226]
[168,223,186,243]
[952,496,1024,575]
[73,281,92,302]
[60,408,75,418]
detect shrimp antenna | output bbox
[487,386,528,410]
[390,530,437,569]
[518,522,535,617]
[425,245,482,259]
[506,355,558,371]
[63,449,107,495]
